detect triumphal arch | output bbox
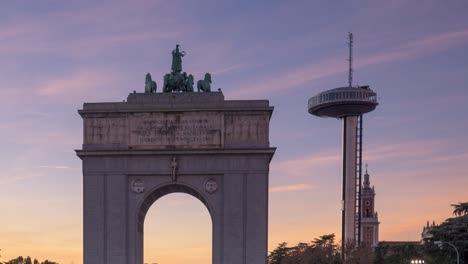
[76,45,275,264]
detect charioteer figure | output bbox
[171,44,186,73]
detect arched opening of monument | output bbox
[143,192,212,264]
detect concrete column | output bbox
[245,172,269,264]
[211,204,222,264]
[342,116,357,246]
[105,174,128,264]
[83,173,106,264]
[222,173,245,263]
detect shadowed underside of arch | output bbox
[138,183,212,232]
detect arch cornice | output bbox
[76,148,276,157]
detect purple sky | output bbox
[1,1,468,263]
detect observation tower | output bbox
[308,33,378,255]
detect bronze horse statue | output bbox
[185,74,194,92]
[197,73,212,92]
[144,73,157,93]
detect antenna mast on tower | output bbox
[348,32,353,88]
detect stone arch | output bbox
[137,183,213,233]
[78,92,275,264]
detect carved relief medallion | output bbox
[131,179,145,193]
[205,179,218,194]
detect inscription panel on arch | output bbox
[129,112,223,149]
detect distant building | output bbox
[361,168,380,247]
[372,177,443,264]
[421,220,437,243]
[378,221,438,248]
[376,211,438,264]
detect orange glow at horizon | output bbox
[0,174,465,264]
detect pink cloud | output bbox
[227,57,345,98]
[38,165,73,169]
[0,87,22,97]
[64,30,181,59]
[227,29,468,98]
[0,171,44,186]
[0,23,179,57]
[212,63,245,75]
[0,19,54,54]
[363,140,447,162]
[270,183,319,193]
[36,71,101,97]
[0,111,81,149]
[271,151,340,178]
[271,138,457,179]
[402,29,468,52]
[357,29,468,68]
[184,41,245,79]
[0,2,180,57]
[0,21,39,40]
[34,69,124,102]
[421,152,468,164]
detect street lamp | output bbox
[435,240,460,264]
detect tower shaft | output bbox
[342,116,358,250]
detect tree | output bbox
[268,242,291,264]
[343,241,374,264]
[1,256,58,264]
[424,214,468,263]
[308,234,341,264]
[3,256,24,264]
[452,202,468,216]
[40,261,58,264]
[268,234,342,264]
[373,243,422,264]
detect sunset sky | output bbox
[1,1,468,263]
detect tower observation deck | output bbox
[308,86,378,118]
[308,33,378,258]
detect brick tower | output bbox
[361,166,380,247]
